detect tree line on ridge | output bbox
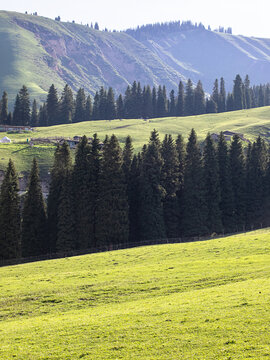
[0,75,270,127]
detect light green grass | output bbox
[0,106,270,175]
[0,229,270,359]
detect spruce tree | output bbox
[157,85,167,117]
[128,154,141,242]
[244,75,251,109]
[30,99,39,127]
[182,129,207,236]
[169,90,176,116]
[194,80,206,115]
[203,134,222,233]
[47,84,59,125]
[152,87,157,118]
[233,75,244,110]
[47,142,73,252]
[184,79,194,116]
[56,173,76,252]
[116,94,124,119]
[21,158,47,257]
[230,135,246,231]
[0,159,21,260]
[13,94,21,125]
[92,91,100,120]
[217,133,234,233]
[60,84,74,124]
[139,130,166,240]
[176,81,184,116]
[19,85,31,126]
[175,134,186,235]
[96,135,129,246]
[142,85,153,119]
[0,91,8,125]
[85,95,92,121]
[39,104,48,127]
[106,87,116,120]
[74,88,86,123]
[161,134,180,238]
[218,77,226,112]
[212,79,219,110]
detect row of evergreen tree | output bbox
[0,75,270,127]
[1,130,270,260]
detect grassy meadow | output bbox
[0,229,270,359]
[0,106,270,174]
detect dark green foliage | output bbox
[226,93,234,111]
[203,134,222,233]
[176,81,184,116]
[230,135,246,231]
[96,135,129,246]
[139,130,166,240]
[106,87,116,120]
[194,81,206,115]
[217,133,234,233]
[47,84,59,125]
[218,77,226,112]
[56,174,76,252]
[0,159,21,259]
[152,87,157,118]
[182,129,207,236]
[116,94,124,119]
[12,86,31,125]
[85,95,92,121]
[47,142,72,252]
[169,90,176,116]
[212,79,219,110]
[30,99,39,127]
[157,85,167,117]
[38,104,48,127]
[161,134,180,238]
[246,137,268,228]
[74,88,86,123]
[244,75,251,109]
[92,92,100,120]
[0,91,8,124]
[233,74,244,110]
[184,79,194,116]
[142,85,153,118]
[21,159,47,257]
[175,134,186,235]
[128,154,141,242]
[60,84,74,124]
[206,98,217,113]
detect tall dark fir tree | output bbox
[21,158,48,257]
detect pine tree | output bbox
[206,98,218,113]
[96,135,129,246]
[13,94,21,125]
[116,94,124,119]
[139,130,166,240]
[217,133,234,233]
[203,134,222,233]
[226,93,234,111]
[182,129,207,236]
[56,173,76,252]
[157,85,167,117]
[47,84,59,125]
[0,159,21,260]
[258,85,265,107]
[39,104,48,127]
[233,75,244,110]
[85,95,92,121]
[60,84,74,124]
[212,79,219,110]
[169,90,176,116]
[230,135,246,231]
[194,80,206,115]
[128,154,141,242]
[0,91,8,125]
[30,99,39,127]
[19,85,31,126]
[21,158,47,257]
[142,85,153,118]
[106,87,116,120]
[74,88,86,123]
[244,75,251,109]
[47,142,73,252]
[152,87,157,118]
[161,134,180,238]
[184,79,194,116]
[175,134,186,235]
[176,81,184,116]
[92,92,100,120]
[218,77,226,112]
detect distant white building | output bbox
[0,136,12,143]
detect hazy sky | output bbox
[1,0,270,38]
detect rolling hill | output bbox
[0,229,269,359]
[0,10,270,105]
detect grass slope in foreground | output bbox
[0,229,270,359]
[1,106,270,175]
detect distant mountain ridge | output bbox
[0,10,270,103]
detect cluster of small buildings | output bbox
[210,131,250,143]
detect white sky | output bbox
[1,0,270,38]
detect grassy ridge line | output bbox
[0,229,269,359]
[0,106,270,174]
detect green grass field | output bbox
[0,229,269,359]
[1,106,270,175]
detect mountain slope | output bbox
[0,10,270,104]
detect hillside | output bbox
[1,10,270,104]
[0,229,269,359]
[0,106,270,176]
